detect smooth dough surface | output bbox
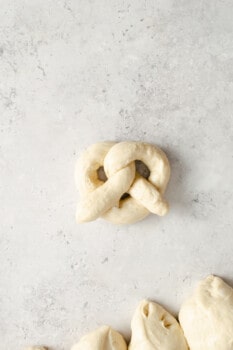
[71,325,127,350]
[179,275,233,350]
[129,300,188,350]
[76,141,170,224]
[24,347,47,350]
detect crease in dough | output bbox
[179,275,233,350]
[129,300,188,350]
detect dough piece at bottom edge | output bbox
[24,347,48,350]
[71,325,127,350]
[179,275,233,350]
[129,299,188,350]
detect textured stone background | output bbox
[1,0,233,349]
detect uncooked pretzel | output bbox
[75,141,170,224]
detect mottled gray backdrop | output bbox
[0,0,233,349]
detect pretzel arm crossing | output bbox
[75,141,170,225]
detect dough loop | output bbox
[75,141,170,224]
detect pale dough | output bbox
[24,347,47,350]
[71,325,127,350]
[23,277,233,349]
[75,141,170,224]
[179,275,233,350]
[129,300,188,350]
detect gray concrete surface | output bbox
[0,0,233,349]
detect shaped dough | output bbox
[129,300,188,350]
[179,275,233,350]
[76,141,170,224]
[71,325,127,350]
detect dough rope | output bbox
[75,141,170,224]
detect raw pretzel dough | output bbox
[71,325,127,350]
[75,141,170,224]
[179,275,233,350]
[24,277,233,350]
[129,300,188,350]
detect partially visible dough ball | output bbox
[24,347,47,350]
[179,275,233,350]
[71,325,127,350]
[129,300,188,350]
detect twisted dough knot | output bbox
[76,141,170,224]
